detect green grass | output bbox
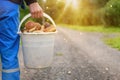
[60,24,120,33]
[104,37,120,50]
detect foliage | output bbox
[38,0,65,21]
[102,0,120,26]
[20,7,29,20]
[20,0,120,26]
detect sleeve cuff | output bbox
[25,0,37,5]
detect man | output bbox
[0,0,43,80]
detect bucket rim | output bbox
[18,31,57,35]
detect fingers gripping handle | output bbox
[18,13,56,33]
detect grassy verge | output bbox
[59,24,120,33]
[104,37,120,50]
[59,24,120,50]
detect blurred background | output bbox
[20,0,120,27]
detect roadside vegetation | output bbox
[104,37,120,50]
[60,24,120,33]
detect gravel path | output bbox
[19,27,120,80]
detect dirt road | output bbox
[20,27,120,80]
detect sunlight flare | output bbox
[56,0,80,22]
[65,0,79,10]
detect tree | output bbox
[102,0,120,26]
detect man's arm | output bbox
[24,0,43,18]
[28,2,43,18]
[10,0,43,18]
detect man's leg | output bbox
[0,13,20,80]
[0,56,1,80]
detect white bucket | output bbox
[18,13,57,68]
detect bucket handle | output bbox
[17,13,56,33]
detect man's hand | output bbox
[29,2,43,18]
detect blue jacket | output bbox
[10,0,37,9]
[0,1,19,22]
[10,0,37,5]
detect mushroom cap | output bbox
[43,25,56,32]
[25,21,35,30]
[44,22,51,28]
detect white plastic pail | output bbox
[18,13,57,68]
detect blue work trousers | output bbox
[0,1,20,80]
